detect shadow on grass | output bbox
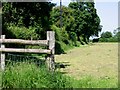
[5,53,71,75]
[55,62,70,69]
[55,62,70,75]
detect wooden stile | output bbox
[0,31,55,71]
[0,48,51,54]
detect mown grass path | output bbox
[55,43,118,79]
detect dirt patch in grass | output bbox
[55,43,118,80]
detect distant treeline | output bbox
[99,30,120,42]
[2,1,102,54]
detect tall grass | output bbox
[72,76,118,88]
[2,62,71,88]
[2,62,118,88]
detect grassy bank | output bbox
[2,62,118,88]
[2,62,71,88]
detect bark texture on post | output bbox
[0,35,5,71]
[46,31,55,71]
[0,32,55,71]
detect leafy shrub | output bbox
[99,38,108,42]
[55,41,65,54]
[51,25,69,43]
[108,37,118,42]
[101,31,112,38]
[69,32,78,46]
[99,37,118,42]
[51,25,74,54]
[100,31,118,42]
[7,24,39,40]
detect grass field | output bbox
[1,42,118,88]
[56,43,118,87]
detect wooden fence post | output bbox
[46,31,55,71]
[0,35,5,71]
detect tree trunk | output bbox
[83,35,88,44]
[77,34,80,41]
[85,35,89,43]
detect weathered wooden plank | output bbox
[0,32,55,71]
[0,39,48,46]
[0,35,5,71]
[0,48,51,54]
[47,31,55,54]
[46,31,55,71]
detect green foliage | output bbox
[6,24,38,40]
[2,2,55,28]
[101,31,112,38]
[51,25,61,41]
[51,2,101,45]
[100,31,119,42]
[55,41,65,54]
[50,6,77,46]
[99,37,118,42]
[115,31,120,42]
[51,25,69,43]
[50,6,74,29]
[2,2,55,39]
[69,32,78,46]
[68,2,101,43]
[2,1,101,54]
[51,25,76,54]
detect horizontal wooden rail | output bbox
[0,39,48,46]
[0,48,51,54]
[0,31,55,71]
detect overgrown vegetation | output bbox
[2,1,102,54]
[2,62,71,88]
[2,62,118,88]
[1,1,118,88]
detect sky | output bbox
[51,0,119,36]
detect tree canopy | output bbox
[2,2,55,39]
[2,1,102,53]
[51,1,101,45]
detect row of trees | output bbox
[51,2,102,45]
[2,1,102,53]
